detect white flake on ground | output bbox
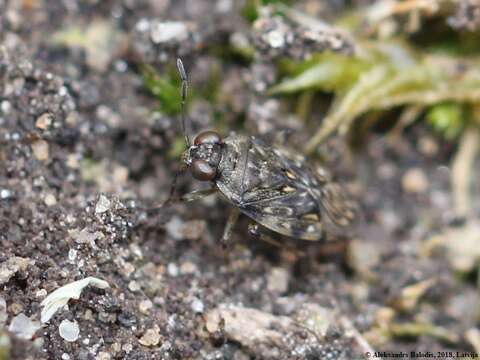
[41,277,110,323]
[8,313,41,340]
[95,194,111,214]
[150,21,187,43]
[191,297,204,314]
[59,319,80,342]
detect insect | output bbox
[169,59,357,245]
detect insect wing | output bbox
[237,139,356,241]
[239,191,325,241]
[271,145,358,238]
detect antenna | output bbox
[176,58,190,147]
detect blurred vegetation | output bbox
[276,46,480,153]
[143,0,480,161]
[242,0,292,23]
[144,1,480,148]
[267,0,480,152]
[142,64,182,116]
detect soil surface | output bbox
[1,1,479,359]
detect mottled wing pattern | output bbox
[272,145,358,238]
[220,137,356,241]
[239,192,325,241]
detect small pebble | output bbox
[68,249,77,262]
[35,289,47,298]
[266,30,285,48]
[9,303,23,315]
[44,193,57,206]
[112,342,122,352]
[167,263,179,277]
[297,303,335,337]
[122,343,133,353]
[31,140,49,161]
[150,21,188,43]
[347,239,382,276]
[180,261,198,275]
[75,228,102,245]
[165,217,184,240]
[0,189,12,200]
[128,281,141,292]
[0,256,31,286]
[1,100,11,113]
[96,351,111,360]
[82,310,92,322]
[61,353,70,360]
[66,154,79,169]
[8,313,41,340]
[266,267,289,294]
[402,168,429,194]
[138,325,161,347]
[59,319,80,342]
[418,136,438,157]
[95,195,111,214]
[35,113,53,130]
[191,297,204,314]
[139,299,153,314]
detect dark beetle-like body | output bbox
[176,58,355,242]
[185,133,356,241]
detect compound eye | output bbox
[194,131,222,146]
[191,159,216,181]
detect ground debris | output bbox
[205,305,294,346]
[138,325,161,347]
[41,277,110,323]
[58,319,79,342]
[252,7,354,61]
[8,313,41,340]
[95,194,112,214]
[205,305,360,359]
[0,257,32,286]
[434,220,480,272]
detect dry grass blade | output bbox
[451,125,480,217]
[303,55,480,154]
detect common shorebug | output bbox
[167,59,357,246]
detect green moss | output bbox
[269,39,480,153]
[167,137,188,159]
[271,52,372,94]
[426,103,465,139]
[242,0,292,22]
[141,65,182,116]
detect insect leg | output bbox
[147,188,218,215]
[179,188,218,203]
[221,208,240,249]
[164,166,186,205]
